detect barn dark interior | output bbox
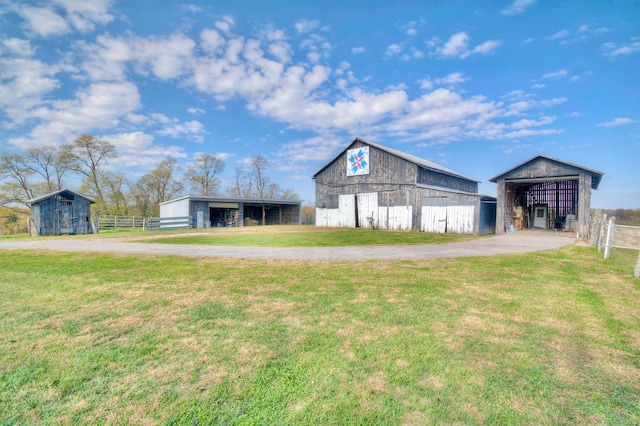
[505,178,579,231]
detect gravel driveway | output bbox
[0,230,576,261]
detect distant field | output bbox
[1,245,638,424]
[132,225,476,246]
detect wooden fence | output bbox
[98,216,146,231]
[591,214,640,277]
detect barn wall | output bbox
[160,198,190,218]
[190,200,210,228]
[417,167,478,193]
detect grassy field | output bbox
[0,238,639,424]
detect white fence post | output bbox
[603,216,615,259]
[597,213,607,253]
[635,251,640,278]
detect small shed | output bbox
[27,189,95,236]
[313,137,496,234]
[159,196,302,228]
[489,155,604,239]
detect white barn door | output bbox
[357,193,378,228]
[338,194,356,227]
[421,206,447,233]
[421,205,475,234]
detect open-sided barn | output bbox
[27,189,95,236]
[489,155,604,239]
[159,196,302,228]
[313,138,496,235]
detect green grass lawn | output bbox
[135,225,476,246]
[1,246,639,424]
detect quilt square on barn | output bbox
[346,147,369,176]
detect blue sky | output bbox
[1,0,638,208]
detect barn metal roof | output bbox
[488,154,604,189]
[159,196,302,206]
[26,189,96,205]
[313,137,480,183]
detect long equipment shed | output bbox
[160,196,302,228]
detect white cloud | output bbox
[0,57,63,124]
[103,131,187,168]
[294,19,321,34]
[603,38,640,57]
[157,119,205,142]
[473,40,501,55]
[215,16,235,34]
[547,30,571,40]
[187,107,205,115]
[596,117,637,127]
[437,32,470,58]
[434,32,501,58]
[531,83,545,89]
[53,0,114,32]
[19,6,71,37]
[351,46,365,54]
[501,0,536,16]
[420,72,469,90]
[542,69,568,79]
[18,1,113,37]
[2,38,35,57]
[7,81,141,148]
[385,44,402,56]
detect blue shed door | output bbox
[59,201,74,234]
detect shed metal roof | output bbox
[313,137,479,183]
[488,154,604,189]
[26,189,96,206]
[160,195,302,206]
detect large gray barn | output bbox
[489,155,604,239]
[314,138,496,235]
[27,189,95,236]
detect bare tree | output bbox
[0,153,35,205]
[25,146,70,192]
[248,154,269,198]
[184,153,225,196]
[132,157,184,216]
[226,166,253,198]
[61,134,117,205]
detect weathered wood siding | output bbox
[499,157,585,180]
[357,192,378,228]
[420,206,475,234]
[378,206,412,230]
[417,167,477,193]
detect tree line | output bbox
[0,134,299,218]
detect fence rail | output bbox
[147,216,192,231]
[98,216,146,231]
